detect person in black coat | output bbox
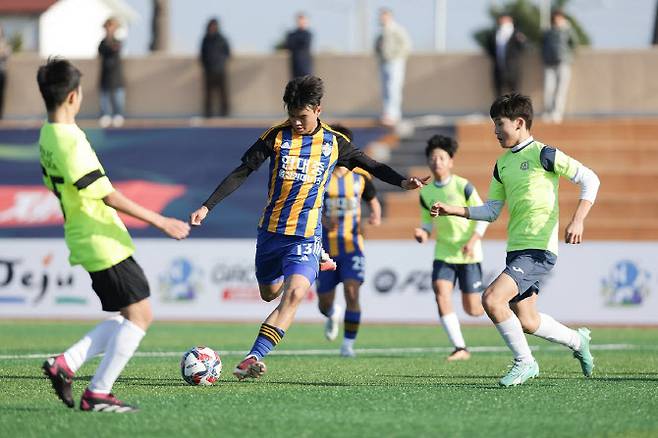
[284,13,313,79]
[485,13,526,97]
[98,17,125,127]
[200,18,231,118]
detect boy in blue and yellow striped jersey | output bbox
[432,94,600,387]
[316,125,382,358]
[415,135,487,361]
[190,76,426,380]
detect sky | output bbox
[120,0,658,56]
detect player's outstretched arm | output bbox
[104,190,190,240]
[191,163,254,226]
[430,201,468,218]
[336,139,428,190]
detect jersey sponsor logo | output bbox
[278,156,326,185]
[601,260,651,307]
[281,141,291,150]
[325,197,359,217]
[511,266,525,274]
[520,161,529,170]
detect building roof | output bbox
[0,0,57,14]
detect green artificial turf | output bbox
[1,321,657,437]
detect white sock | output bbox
[342,338,355,349]
[532,313,581,351]
[88,319,146,394]
[495,315,534,363]
[440,313,466,349]
[63,316,124,373]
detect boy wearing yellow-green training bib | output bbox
[38,58,190,412]
[414,135,488,361]
[431,94,600,387]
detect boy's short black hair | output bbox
[283,75,324,112]
[490,93,534,129]
[330,124,353,141]
[425,134,458,158]
[36,58,82,112]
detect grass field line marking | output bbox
[0,343,646,360]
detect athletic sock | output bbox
[344,310,361,341]
[495,315,534,363]
[342,338,355,349]
[440,313,466,349]
[88,318,145,394]
[532,313,581,351]
[63,315,125,373]
[248,323,285,360]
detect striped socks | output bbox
[248,323,285,360]
[344,310,361,340]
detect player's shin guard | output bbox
[344,310,361,341]
[531,313,581,351]
[88,319,145,394]
[248,323,285,360]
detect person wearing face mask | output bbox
[485,12,527,97]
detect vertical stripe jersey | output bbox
[323,169,376,257]
[203,119,405,238]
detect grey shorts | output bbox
[503,249,556,302]
[432,261,484,293]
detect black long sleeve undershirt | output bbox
[202,163,253,211]
[201,123,406,212]
[336,141,405,188]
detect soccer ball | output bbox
[180,346,222,386]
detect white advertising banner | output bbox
[0,239,656,324]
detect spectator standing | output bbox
[98,17,125,128]
[542,10,579,123]
[284,13,313,78]
[0,25,11,120]
[375,8,411,127]
[485,13,526,97]
[201,18,231,118]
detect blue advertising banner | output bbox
[0,126,386,238]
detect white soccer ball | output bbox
[180,346,222,386]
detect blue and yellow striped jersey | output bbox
[322,170,376,257]
[204,119,406,238]
[253,121,339,237]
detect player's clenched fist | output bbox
[413,227,429,243]
[190,205,209,226]
[160,217,190,240]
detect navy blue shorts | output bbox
[432,260,484,293]
[316,250,365,294]
[503,249,557,302]
[255,228,322,285]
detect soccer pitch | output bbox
[1,321,657,437]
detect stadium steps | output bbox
[369,118,658,241]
